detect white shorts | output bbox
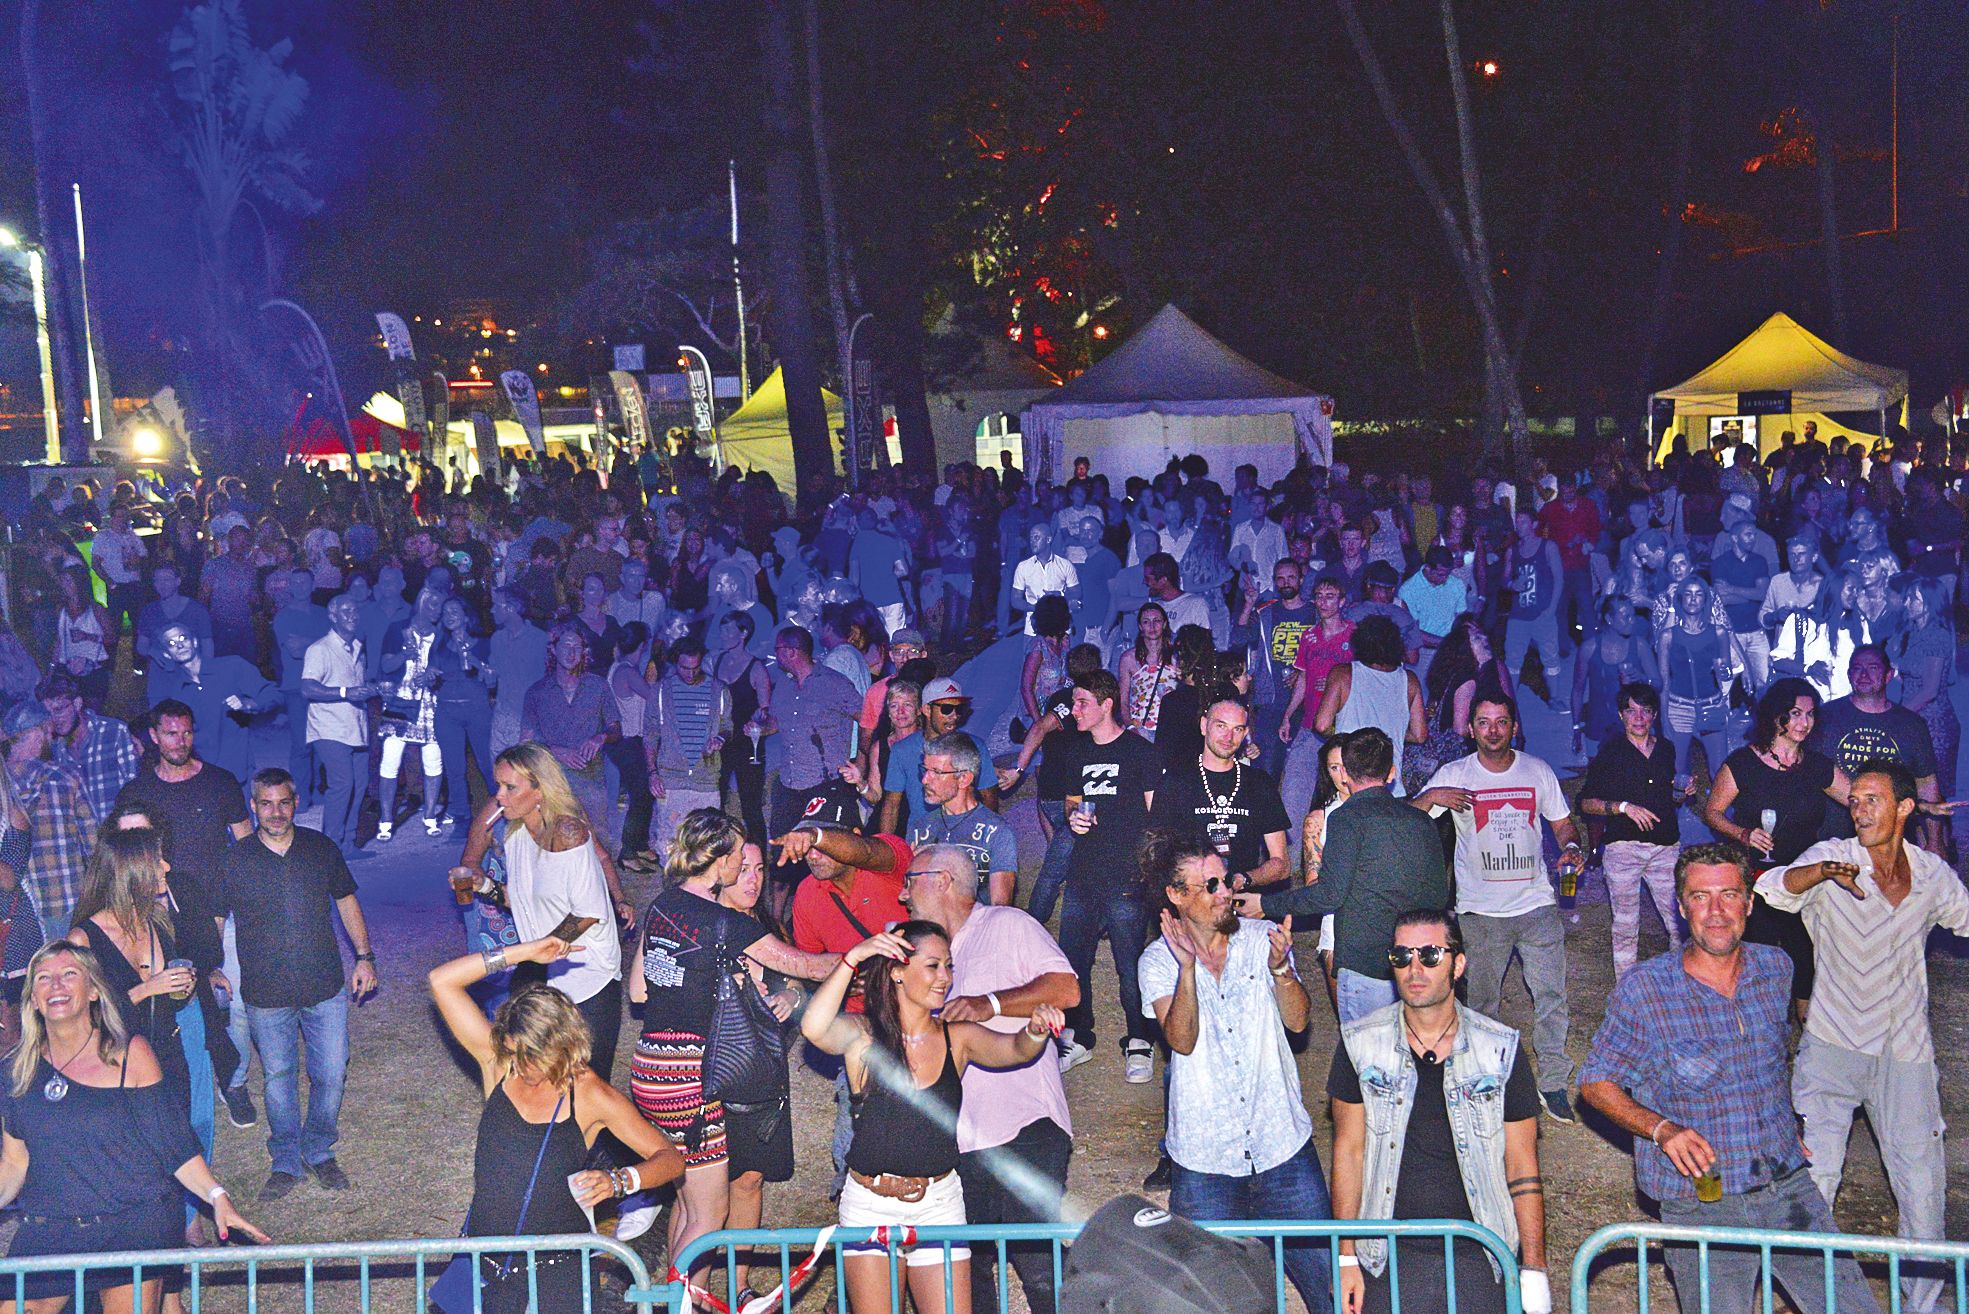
[837,1170,969,1267]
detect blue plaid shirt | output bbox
[1580,942,1803,1202]
[10,759,96,934]
[50,711,140,825]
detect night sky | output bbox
[2,0,1966,435]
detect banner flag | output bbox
[499,369,546,457]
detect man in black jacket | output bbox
[1236,728,1450,1023]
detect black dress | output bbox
[2,1055,198,1298]
[463,1082,593,1314]
[78,920,191,1113]
[1723,744,1831,1001]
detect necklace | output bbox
[43,1027,96,1103]
[1199,755,1242,811]
[1404,1011,1456,1066]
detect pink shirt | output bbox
[1292,621,1355,730]
[948,905,1074,1152]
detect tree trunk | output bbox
[761,0,833,508]
[883,307,938,477]
[20,0,88,461]
[800,0,860,484]
[1633,1,1695,400]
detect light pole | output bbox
[0,226,61,464]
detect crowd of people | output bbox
[0,422,1961,1314]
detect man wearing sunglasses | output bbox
[1328,910,1550,1314]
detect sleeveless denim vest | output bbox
[1339,1002,1521,1278]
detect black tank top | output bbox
[466,1081,590,1238]
[724,656,762,727]
[78,920,189,1111]
[845,1025,962,1178]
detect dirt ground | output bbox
[5,780,1948,1314]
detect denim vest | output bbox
[1340,1002,1520,1278]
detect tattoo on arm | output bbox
[1508,1175,1544,1198]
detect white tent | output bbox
[1020,304,1334,485]
[1652,312,1909,457]
[924,321,1061,472]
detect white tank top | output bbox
[609,660,645,738]
[1334,662,1411,796]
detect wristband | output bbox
[205,1184,228,1204]
[1616,801,1628,818]
[1649,1117,1671,1146]
[987,992,1003,1017]
[355,952,376,963]
[482,947,508,975]
[1336,1255,1360,1269]
[623,1166,641,1195]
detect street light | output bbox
[0,226,61,464]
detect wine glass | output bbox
[1759,808,1778,858]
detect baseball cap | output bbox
[890,628,928,651]
[3,701,51,740]
[796,782,863,832]
[1721,493,1757,528]
[922,677,969,704]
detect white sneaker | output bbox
[375,822,393,844]
[615,1200,660,1242]
[1058,1032,1093,1073]
[1124,1041,1154,1084]
[424,816,443,837]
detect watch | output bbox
[355,952,376,963]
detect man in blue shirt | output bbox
[905,733,1017,905]
[1580,841,1878,1314]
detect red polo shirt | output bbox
[791,834,911,1009]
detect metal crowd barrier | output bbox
[0,1233,663,1313]
[662,1218,1523,1314]
[1570,1222,1969,1314]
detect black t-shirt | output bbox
[215,827,358,1009]
[1722,746,1835,865]
[1149,759,1289,881]
[1581,735,1679,846]
[638,886,767,1039]
[114,763,248,970]
[1155,686,1205,772]
[1809,698,1936,839]
[1035,686,1083,802]
[1062,730,1164,889]
[1327,1036,1539,1222]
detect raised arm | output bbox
[428,937,577,1083]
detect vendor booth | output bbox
[1019,304,1334,485]
[1651,312,1909,459]
[714,366,845,491]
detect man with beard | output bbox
[1148,696,1289,895]
[905,734,1017,906]
[38,672,139,823]
[1418,696,1586,1123]
[1233,557,1316,776]
[1329,910,1550,1314]
[115,699,256,1126]
[1137,829,1329,1311]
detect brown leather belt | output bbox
[849,1168,952,1203]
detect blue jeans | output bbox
[179,996,215,1226]
[220,918,252,1089]
[1168,1133,1333,1312]
[315,740,369,854]
[248,989,350,1177]
[435,695,495,822]
[1058,886,1153,1050]
[1336,968,1397,1024]
[1658,1167,1879,1314]
[1028,801,1075,926]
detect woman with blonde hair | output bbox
[629,808,837,1284]
[428,937,684,1313]
[0,941,266,1311]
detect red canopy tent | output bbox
[284,403,419,461]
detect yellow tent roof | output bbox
[1654,312,1908,418]
[716,366,844,490]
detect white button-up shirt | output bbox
[1758,837,1969,1063]
[1140,919,1313,1176]
[301,633,366,747]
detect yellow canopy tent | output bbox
[1652,312,1909,459]
[715,366,844,492]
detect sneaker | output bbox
[258,1171,301,1202]
[1141,1154,1173,1191]
[1057,1032,1093,1074]
[310,1158,351,1190]
[222,1084,257,1128]
[375,822,394,844]
[1123,1040,1154,1084]
[616,1199,659,1242]
[424,816,444,837]
[1540,1089,1577,1125]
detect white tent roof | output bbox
[1654,312,1908,417]
[1021,304,1333,482]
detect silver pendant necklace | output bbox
[43,1029,95,1103]
[1199,756,1242,814]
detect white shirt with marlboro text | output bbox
[1424,750,1569,919]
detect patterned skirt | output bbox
[630,1029,727,1169]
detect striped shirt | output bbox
[650,674,728,792]
[1757,838,1969,1063]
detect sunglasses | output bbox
[1388,944,1457,969]
[1175,876,1230,895]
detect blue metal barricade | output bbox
[663,1218,1523,1314]
[1570,1222,1969,1314]
[0,1233,663,1314]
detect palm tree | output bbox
[167,0,320,461]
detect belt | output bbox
[850,1168,952,1203]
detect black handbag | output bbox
[701,920,788,1108]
